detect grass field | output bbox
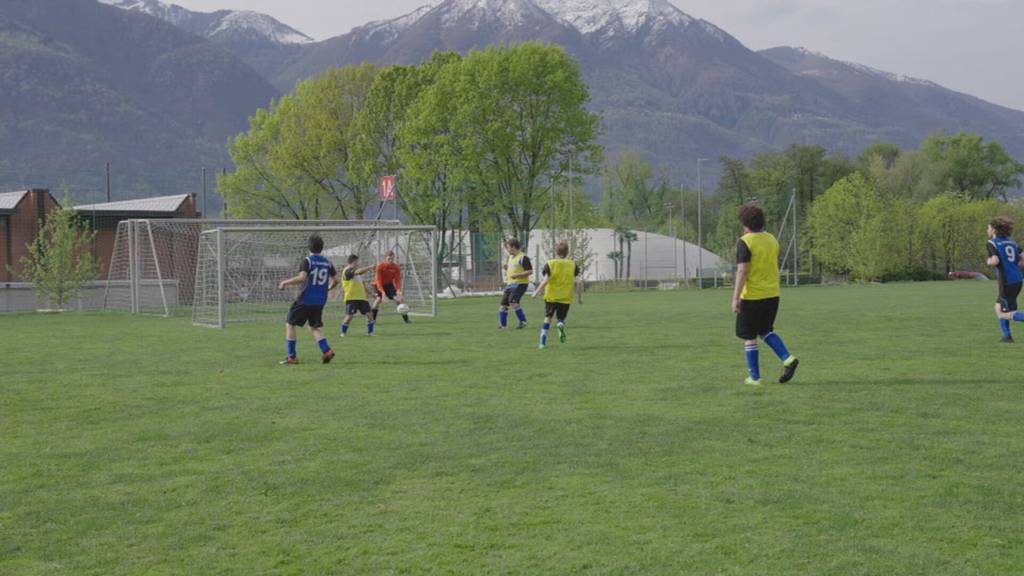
[2,281,1022,575]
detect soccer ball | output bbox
[396,303,410,314]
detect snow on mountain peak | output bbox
[210,11,314,44]
[435,0,551,28]
[99,0,313,45]
[536,0,691,34]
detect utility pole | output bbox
[105,162,111,203]
[697,158,708,289]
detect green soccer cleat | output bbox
[558,324,567,343]
[744,377,762,386]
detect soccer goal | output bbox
[103,219,398,317]
[191,225,437,328]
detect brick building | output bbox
[77,193,199,276]
[0,189,61,282]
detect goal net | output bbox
[191,225,437,328]
[103,219,397,316]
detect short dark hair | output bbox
[308,234,324,254]
[992,217,1014,237]
[555,240,569,258]
[506,238,521,250]
[738,205,765,231]
[347,254,360,264]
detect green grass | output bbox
[2,282,1022,575]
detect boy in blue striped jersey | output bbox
[277,234,338,364]
[987,217,1024,343]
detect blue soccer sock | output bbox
[745,342,761,381]
[541,322,550,346]
[499,310,509,327]
[287,339,297,358]
[368,320,375,335]
[763,332,793,363]
[1000,319,1013,338]
[1013,312,1024,323]
[516,308,527,323]
[318,338,330,354]
[342,323,349,336]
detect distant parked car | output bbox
[948,271,989,280]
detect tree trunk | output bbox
[626,242,633,282]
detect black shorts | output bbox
[736,297,780,340]
[501,284,529,307]
[545,302,571,321]
[346,300,372,316]
[999,282,1022,313]
[375,283,398,301]
[287,302,325,328]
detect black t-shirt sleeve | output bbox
[329,264,337,278]
[344,267,355,280]
[521,256,533,271]
[300,258,311,274]
[542,263,551,277]
[574,263,580,277]
[987,242,999,258]
[736,239,752,264]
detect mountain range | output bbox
[2,0,1023,205]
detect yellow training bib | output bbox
[740,232,781,300]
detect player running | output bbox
[986,217,1024,343]
[340,254,376,337]
[499,237,533,329]
[732,205,799,386]
[277,234,338,365]
[532,240,581,349]
[372,250,410,324]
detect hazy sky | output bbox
[173,0,1024,111]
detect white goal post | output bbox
[103,219,399,317]
[191,225,438,328]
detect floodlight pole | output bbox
[681,189,688,287]
[697,158,708,289]
[667,202,677,282]
[202,167,208,218]
[568,156,574,254]
[793,189,799,286]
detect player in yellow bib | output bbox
[340,254,376,337]
[499,237,533,329]
[532,241,581,349]
[732,205,799,386]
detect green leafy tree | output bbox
[856,142,902,171]
[453,42,603,247]
[921,133,1024,200]
[718,156,751,206]
[11,198,99,309]
[396,53,467,270]
[917,194,1011,273]
[868,150,946,202]
[220,64,378,219]
[602,150,670,229]
[809,173,916,281]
